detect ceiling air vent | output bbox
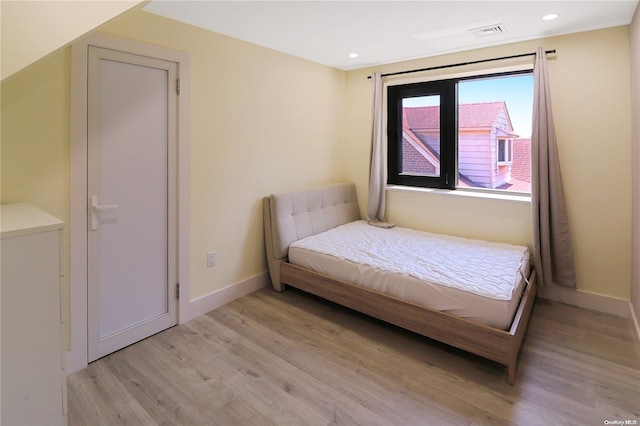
[469,23,507,38]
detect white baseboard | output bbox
[65,272,269,374]
[537,284,630,318]
[189,272,270,320]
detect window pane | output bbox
[498,139,506,162]
[401,96,440,177]
[458,74,533,193]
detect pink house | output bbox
[402,102,530,191]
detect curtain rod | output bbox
[367,49,556,79]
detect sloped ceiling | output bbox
[1,0,143,80]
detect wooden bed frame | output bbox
[264,183,537,385]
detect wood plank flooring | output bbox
[68,287,640,425]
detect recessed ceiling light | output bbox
[542,13,559,21]
[348,52,359,58]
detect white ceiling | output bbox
[144,1,638,70]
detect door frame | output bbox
[69,32,190,373]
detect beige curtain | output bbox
[366,72,394,228]
[531,47,577,287]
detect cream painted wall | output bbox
[0,5,633,330]
[1,2,3,411]
[1,0,143,80]
[1,49,71,346]
[630,4,640,323]
[2,10,346,310]
[346,26,632,300]
[96,11,346,298]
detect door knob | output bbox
[90,195,118,231]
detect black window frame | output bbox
[387,69,532,190]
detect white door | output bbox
[87,47,178,362]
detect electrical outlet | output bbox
[207,251,216,267]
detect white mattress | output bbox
[288,220,530,330]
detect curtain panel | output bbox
[531,47,577,288]
[366,72,394,228]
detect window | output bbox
[497,138,513,166]
[387,71,533,193]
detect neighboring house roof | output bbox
[403,106,438,130]
[403,101,515,131]
[511,138,531,183]
[460,101,514,129]
[402,101,528,190]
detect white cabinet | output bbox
[1,204,67,426]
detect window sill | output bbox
[386,185,532,204]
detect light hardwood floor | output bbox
[68,287,640,425]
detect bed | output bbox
[263,183,537,384]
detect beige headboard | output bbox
[263,183,360,291]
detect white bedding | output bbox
[288,220,530,329]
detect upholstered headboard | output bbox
[263,183,360,291]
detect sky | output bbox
[402,73,534,137]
